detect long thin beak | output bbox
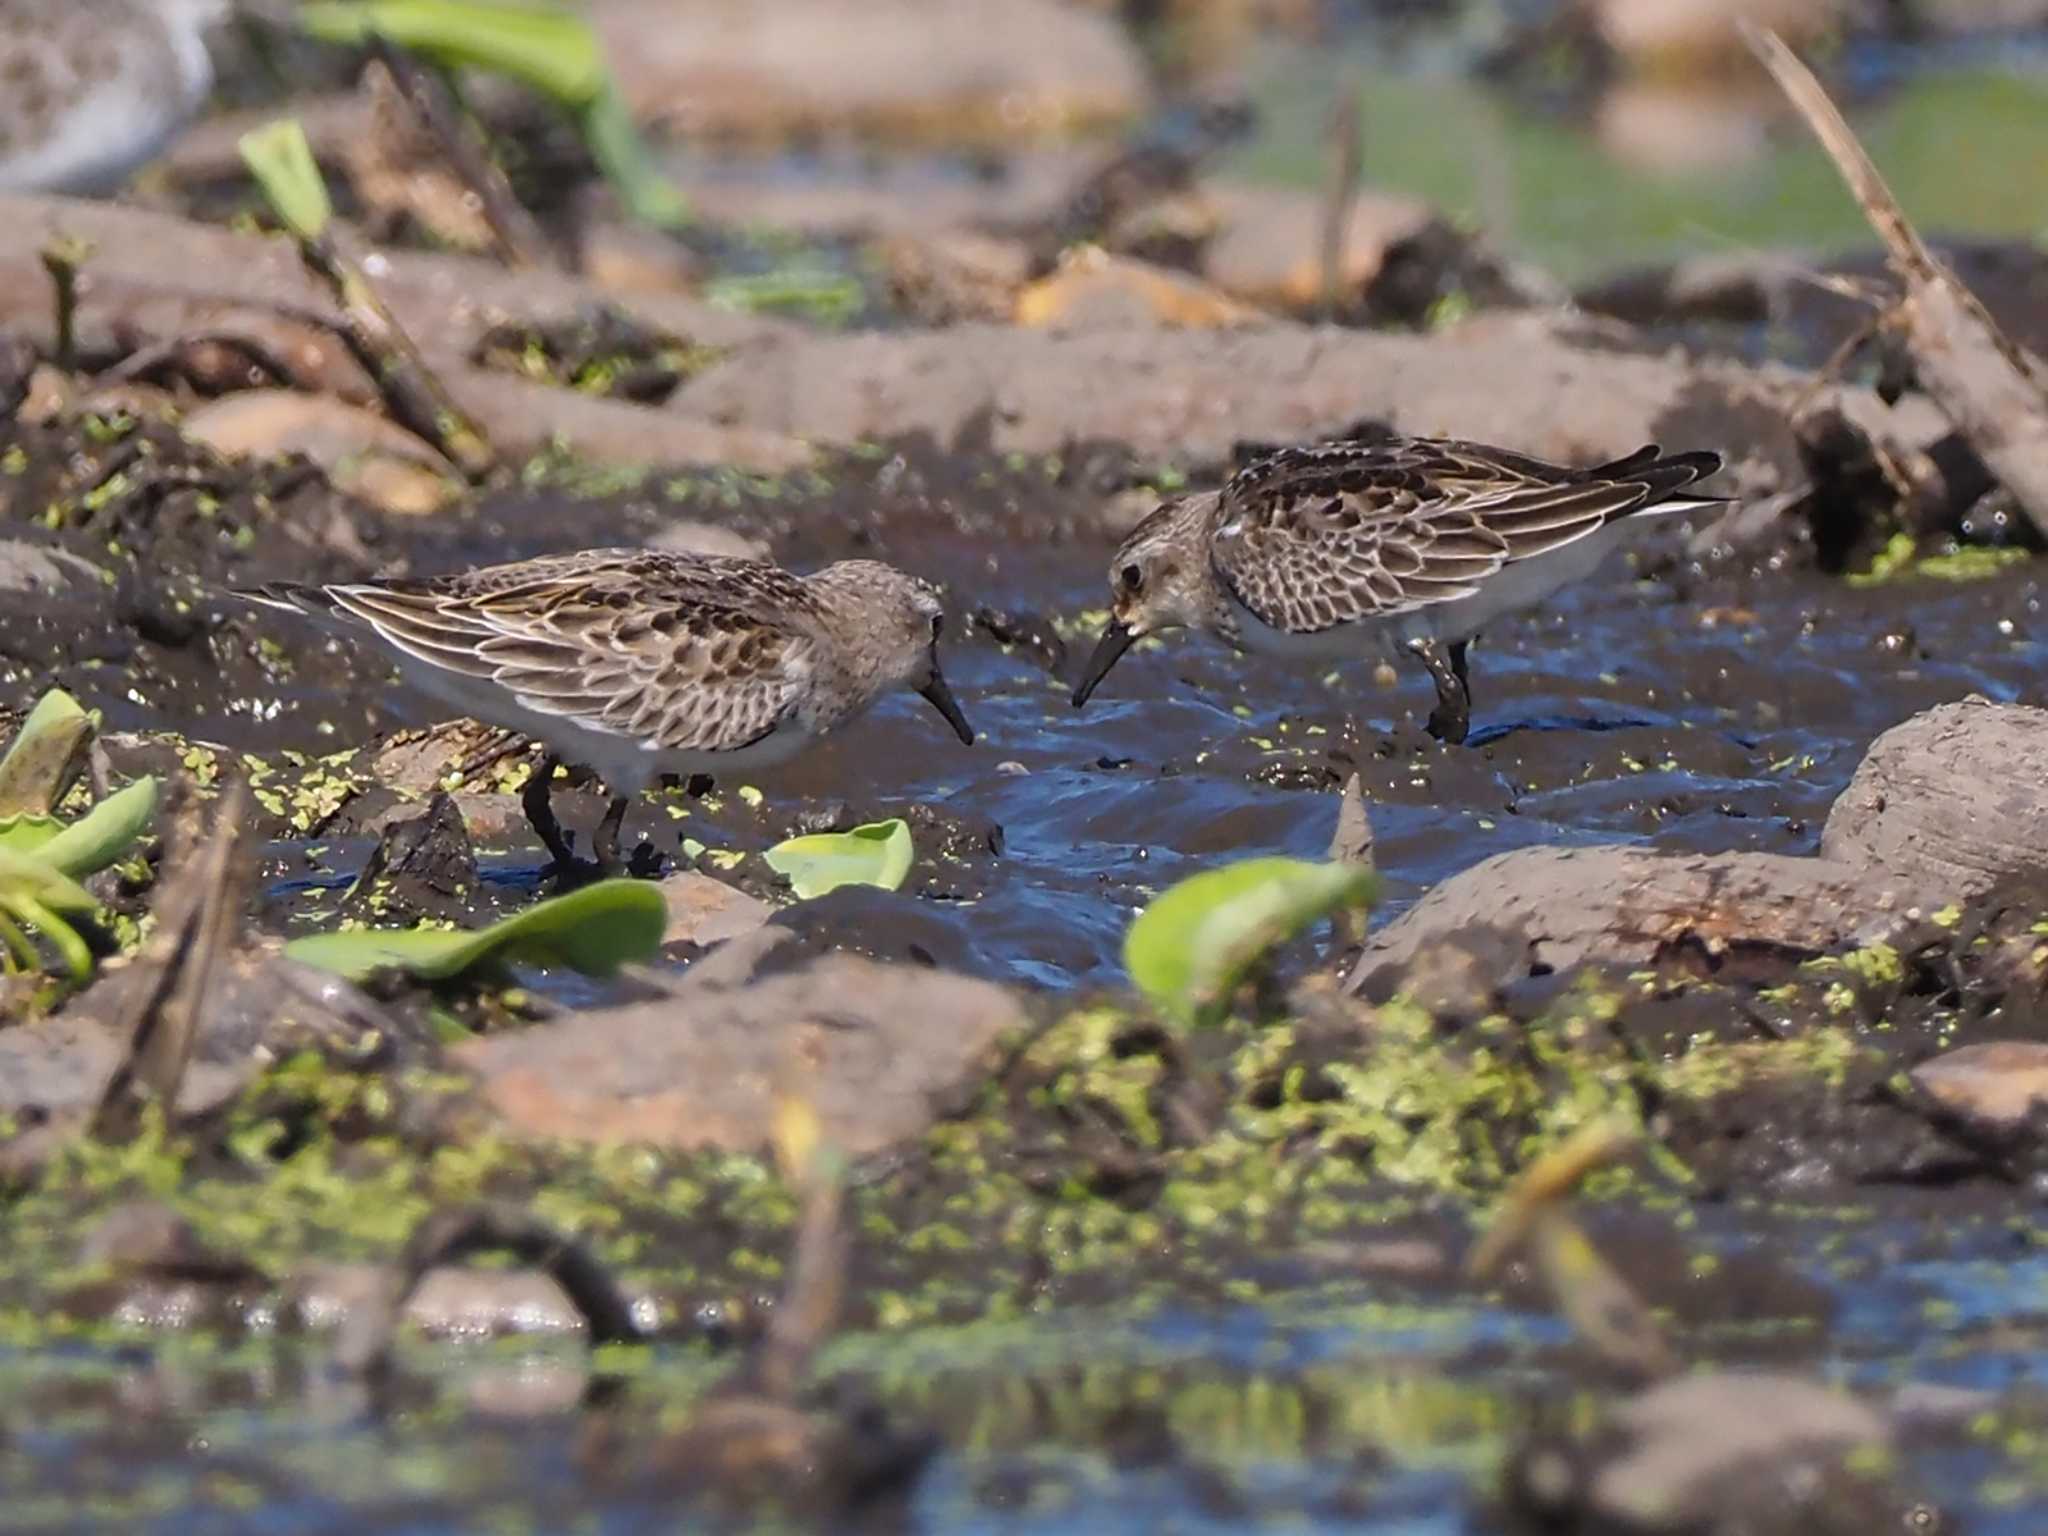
[917,664,975,745]
[1070,620,1135,707]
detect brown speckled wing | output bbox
[1210,439,1680,636]
[316,550,821,754]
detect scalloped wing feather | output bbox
[1211,438,1715,635]
[310,552,821,756]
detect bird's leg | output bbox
[1407,636,1471,745]
[684,773,716,799]
[520,754,581,872]
[591,795,630,875]
[1449,638,1471,694]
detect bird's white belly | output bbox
[1228,519,1647,659]
[383,652,812,795]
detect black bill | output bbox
[918,664,975,745]
[1070,620,1135,708]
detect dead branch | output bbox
[94,781,251,1142]
[1744,23,2048,540]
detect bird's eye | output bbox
[1120,563,1144,592]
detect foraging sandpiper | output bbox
[240,548,976,873]
[1071,435,1725,744]
[0,0,229,195]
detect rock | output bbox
[77,1200,264,1283]
[660,870,774,948]
[1820,698,2048,900]
[338,792,480,927]
[1015,246,1263,331]
[1327,773,1372,867]
[880,230,1035,326]
[1909,1041,2048,1139]
[457,955,1028,1158]
[668,310,1886,489]
[1198,182,1534,321]
[594,0,1149,144]
[1353,700,2048,992]
[179,390,463,516]
[1593,0,1841,65]
[644,520,772,560]
[1351,846,1898,992]
[1510,1371,1896,1534]
[0,1013,244,1122]
[290,1261,644,1339]
[0,539,103,595]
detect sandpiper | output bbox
[239,548,976,874]
[0,0,229,196]
[1071,435,1725,743]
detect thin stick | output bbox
[1319,82,1362,321]
[40,236,89,372]
[298,230,497,480]
[366,39,557,271]
[95,782,250,1142]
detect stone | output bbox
[593,0,1149,145]
[659,870,773,947]
[457,954,1028,1158]
[1015,247,1262,331]
[1909,1041,2048,1137]
[179,390,464,516]
[0,538,103,595]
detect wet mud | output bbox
[5,401,2048,1528]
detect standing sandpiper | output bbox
[0,0,229,195]
[239,549,976,874]
[1071,435,1725,744]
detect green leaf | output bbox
[0,689,91,817]
[298,0,608,105]
[283,878,666,983]
[0,814,61,857]
[764,819,915,899]
[0,843,100,919]
[238,119,333,241]
[35,776,158,878]
[1124,857,1380,1027]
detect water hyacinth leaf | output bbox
[298,0,608,105]
[35,776,159,878]
[0,843,99,917]
[763,819,915,899]
[0,688,92,817]
[284,878,665,983]
[0,842,100,980]
[1124,856,1380,1026]
[238,119,333,241]
[0,813,61,858]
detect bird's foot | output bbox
[1406,637,1473,747]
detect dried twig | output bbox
[366,39,557,271]
[334,1203,644,1385]
[94,781,250,1142]
[1743,23,2048,539]
[1319,84,1362,321]
[39,235,89,373]
[298,228,497,480]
